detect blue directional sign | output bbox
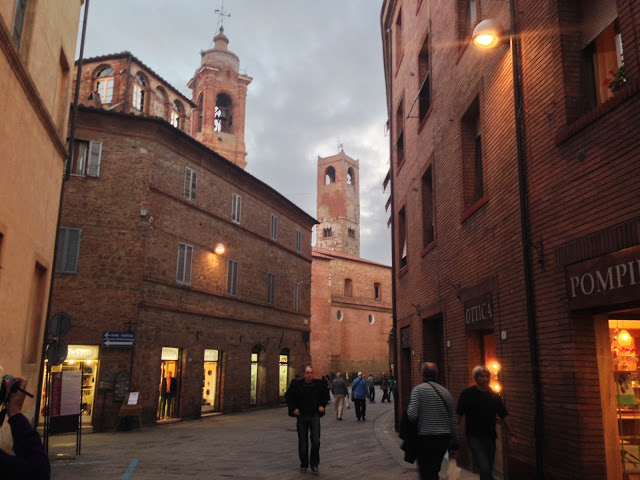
[103,332,135,348]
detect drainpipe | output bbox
[509,0,545,477]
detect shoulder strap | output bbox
[427,382,451,417]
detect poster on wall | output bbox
[50,370,81,417]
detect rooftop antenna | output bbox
[214,0,231,32]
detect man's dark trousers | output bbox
[354,398,367,420]
[467,435,496,480]
[296,413,320,469]
[416,434,449,480]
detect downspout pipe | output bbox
[509,0,545,477]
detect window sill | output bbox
[394,51,405,78]
[556,77,640,144]
[399,265,409,278]
[421,240,437,257]
[418,105,433,133]
[460,194,488,224]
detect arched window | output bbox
[214,93,233,133]
[132,73,146,111]
[95,67,114,104]
[347,167,355,186]
[196,93,203,133]
[171,100,183,129]
[325,166,336,184]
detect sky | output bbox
[77,0,392,265]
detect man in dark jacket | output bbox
[285,365,328,474]
[0,376,50,479]
[160,371,177,419]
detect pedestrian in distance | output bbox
[388,375,395,403]
[331,372,348,421]
[456,366,515,480]
[367,373,375,402]
[0,375,50,479]
[351,372,369,421]
[407,362,458,480]
[285,365,329,475]
[380,372,391,403]
[160,370,177,420]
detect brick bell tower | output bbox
[316,149,360,257]
[188,27,252,169]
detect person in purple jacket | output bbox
[0,376,50,479]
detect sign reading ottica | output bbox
[566,245,640,310]
[464,294,494,330]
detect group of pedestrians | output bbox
[287,363,512,479]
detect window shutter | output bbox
[177,244,186,283]
[183,169,190,198]
[185,245,193,285]
[86,141,102,177]
[55,229,67,272]
[190,171,197,201]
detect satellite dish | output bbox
[49,312,71,337]
[46,340,68,366]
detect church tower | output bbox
[188,27,252,169]
[316,149,360,257]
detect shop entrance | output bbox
[202,349,221,414]
[250,345,266,407]
[158,347,181,421]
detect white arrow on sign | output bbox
[104,339,134,347]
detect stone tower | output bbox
[316,149,360,257]
[188,28,252,169]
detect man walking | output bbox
[285,365,328,474]
[456,366,514,480]
[331,372,348,421]
[367,373,375,402]
[351,372,369,421]
[407,362,458,480]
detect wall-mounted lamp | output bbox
[214,243,225,255]
[472,19,506,49]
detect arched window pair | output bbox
[323,166,356,186]
[214,93,233,133]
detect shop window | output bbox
[202,349,220,414]
[395,99,405,167]
[418,35,431,123]
[422,167,435,247]
[176,243,193,285]
[250,346,266,407]
[95,67,114,104]
[325,166,336,184]
[461,97,484,210]
[132,73,146,111]
[267,273,276,305]
[183,167,197,202]
[398,206,407,270]
[55,227,81,273]
[68,140,102,177]
[226,259,238,296]
[231,193,242,223]
[279,351,290,402]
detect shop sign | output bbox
[566,245,640,310]
[204,349,218,362]
[102,332,135,348]
[464,294,494,330]
[67,345,99,360]
[161,347,180,361]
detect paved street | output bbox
[47,399,476,479]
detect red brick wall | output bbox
[382,0,640,477]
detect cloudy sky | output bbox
[78,0,392,265]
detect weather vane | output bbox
[337,138,344,153]
[214,0,231,32]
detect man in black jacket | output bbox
[285,365,328,475]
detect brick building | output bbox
[47,28,316,432]
[310,150,393,379]
[0,0,82,447]
[382,0,640,478]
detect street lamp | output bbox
[472,5,545,479]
